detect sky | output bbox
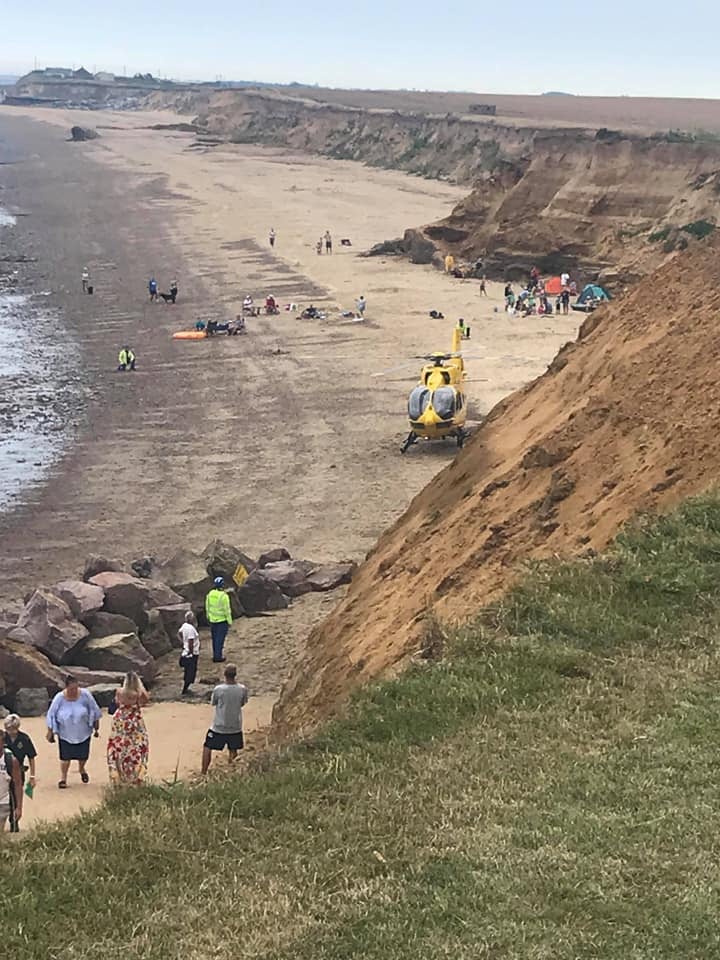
[2,0,720,98]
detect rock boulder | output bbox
[86,684,118,708]
[0,639,64,697]
[140,608,173,659]
[72,633,157,684]
[82,610,138,638]
[307,562,356,592]
[203,539,256,581]
[88,572,183,631]
[153,549,213,616]
[257,560,315,598]
[258,548,292,568]
[70,126,100,142]
[68,666,125,687]
[154,603,193,647]
[50,579,105,619]
[237,571,289,615]
[83,554,126,582]
[16,589,89,664]
[14,687,49,717]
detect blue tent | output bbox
[572,284,611,312]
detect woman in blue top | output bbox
[46,676,102,790]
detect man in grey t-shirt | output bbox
[201,664,249,774]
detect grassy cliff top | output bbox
[5,494,720,958]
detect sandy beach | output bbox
[0,107,580,827]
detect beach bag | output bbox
[87,285,94,295]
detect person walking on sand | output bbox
[81,266,90,293]
[179,611,201,695]
[269,227,276,248]
[479,276,488,296]
[169,278,178,303]
[117,346,136,371]
[444,253,455,274]
[4,715,37,830]
[356,295,366,318]
[107,672,150,786]
[560,288,570,315]
[206,577,232,663]
[201,663,248,774]
[148,277,158,302]
[0,730,23,835]
[324,230,332,254]
[46,676,101,789]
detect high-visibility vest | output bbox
[205,589,232,624]
[118,349,135,365]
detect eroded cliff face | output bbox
[146,88,720,282]
[433,135,720,282]
[273,236,720,734]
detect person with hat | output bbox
[205,577,233,663]
[3,714,37,802]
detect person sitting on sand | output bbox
[117,346,136,371]
[316,238,323,255]
[228,315,246,335]
[265,295,278,314]
[243,295,254,315]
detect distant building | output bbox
[40,67,74,79]
[73,67,94,80]
[94,72,115,82]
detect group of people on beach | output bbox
[0,576,246,833]
[148,276,179,304]
[504,268,576,317]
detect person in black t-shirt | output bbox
[3,715,37,790]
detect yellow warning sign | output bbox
[233,563,249,587]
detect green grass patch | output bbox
[6,494,720,958]
[681,219,716,240]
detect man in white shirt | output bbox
[561,272,570,288]
[178,612,200,696]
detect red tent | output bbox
[543,276,563,295]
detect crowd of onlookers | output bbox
[504,268,577,317]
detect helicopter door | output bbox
[432,387,456,421]
[408,387,431,419]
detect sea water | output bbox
[0,208,81,511]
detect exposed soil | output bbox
[274,235,720,733]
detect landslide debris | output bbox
[274,236,720,733]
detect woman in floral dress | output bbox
[107,672,149,786]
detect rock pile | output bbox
[0,540,354,716]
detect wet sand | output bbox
[15,696,274,829]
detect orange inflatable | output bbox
[172,331,207,340]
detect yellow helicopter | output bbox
[401,325,469,453]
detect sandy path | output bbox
[13,696,274,829]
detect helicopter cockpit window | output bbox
[408,387,431,419]
[433,387,456,420]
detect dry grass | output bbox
[5,494,720,958]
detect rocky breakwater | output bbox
[0,539,355,717]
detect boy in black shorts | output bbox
[202,664,249,774]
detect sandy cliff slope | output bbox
[274,236,720,732]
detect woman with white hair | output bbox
[3,714,37,799]
[106,672,150,786]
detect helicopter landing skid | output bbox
[400,432,418,454]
